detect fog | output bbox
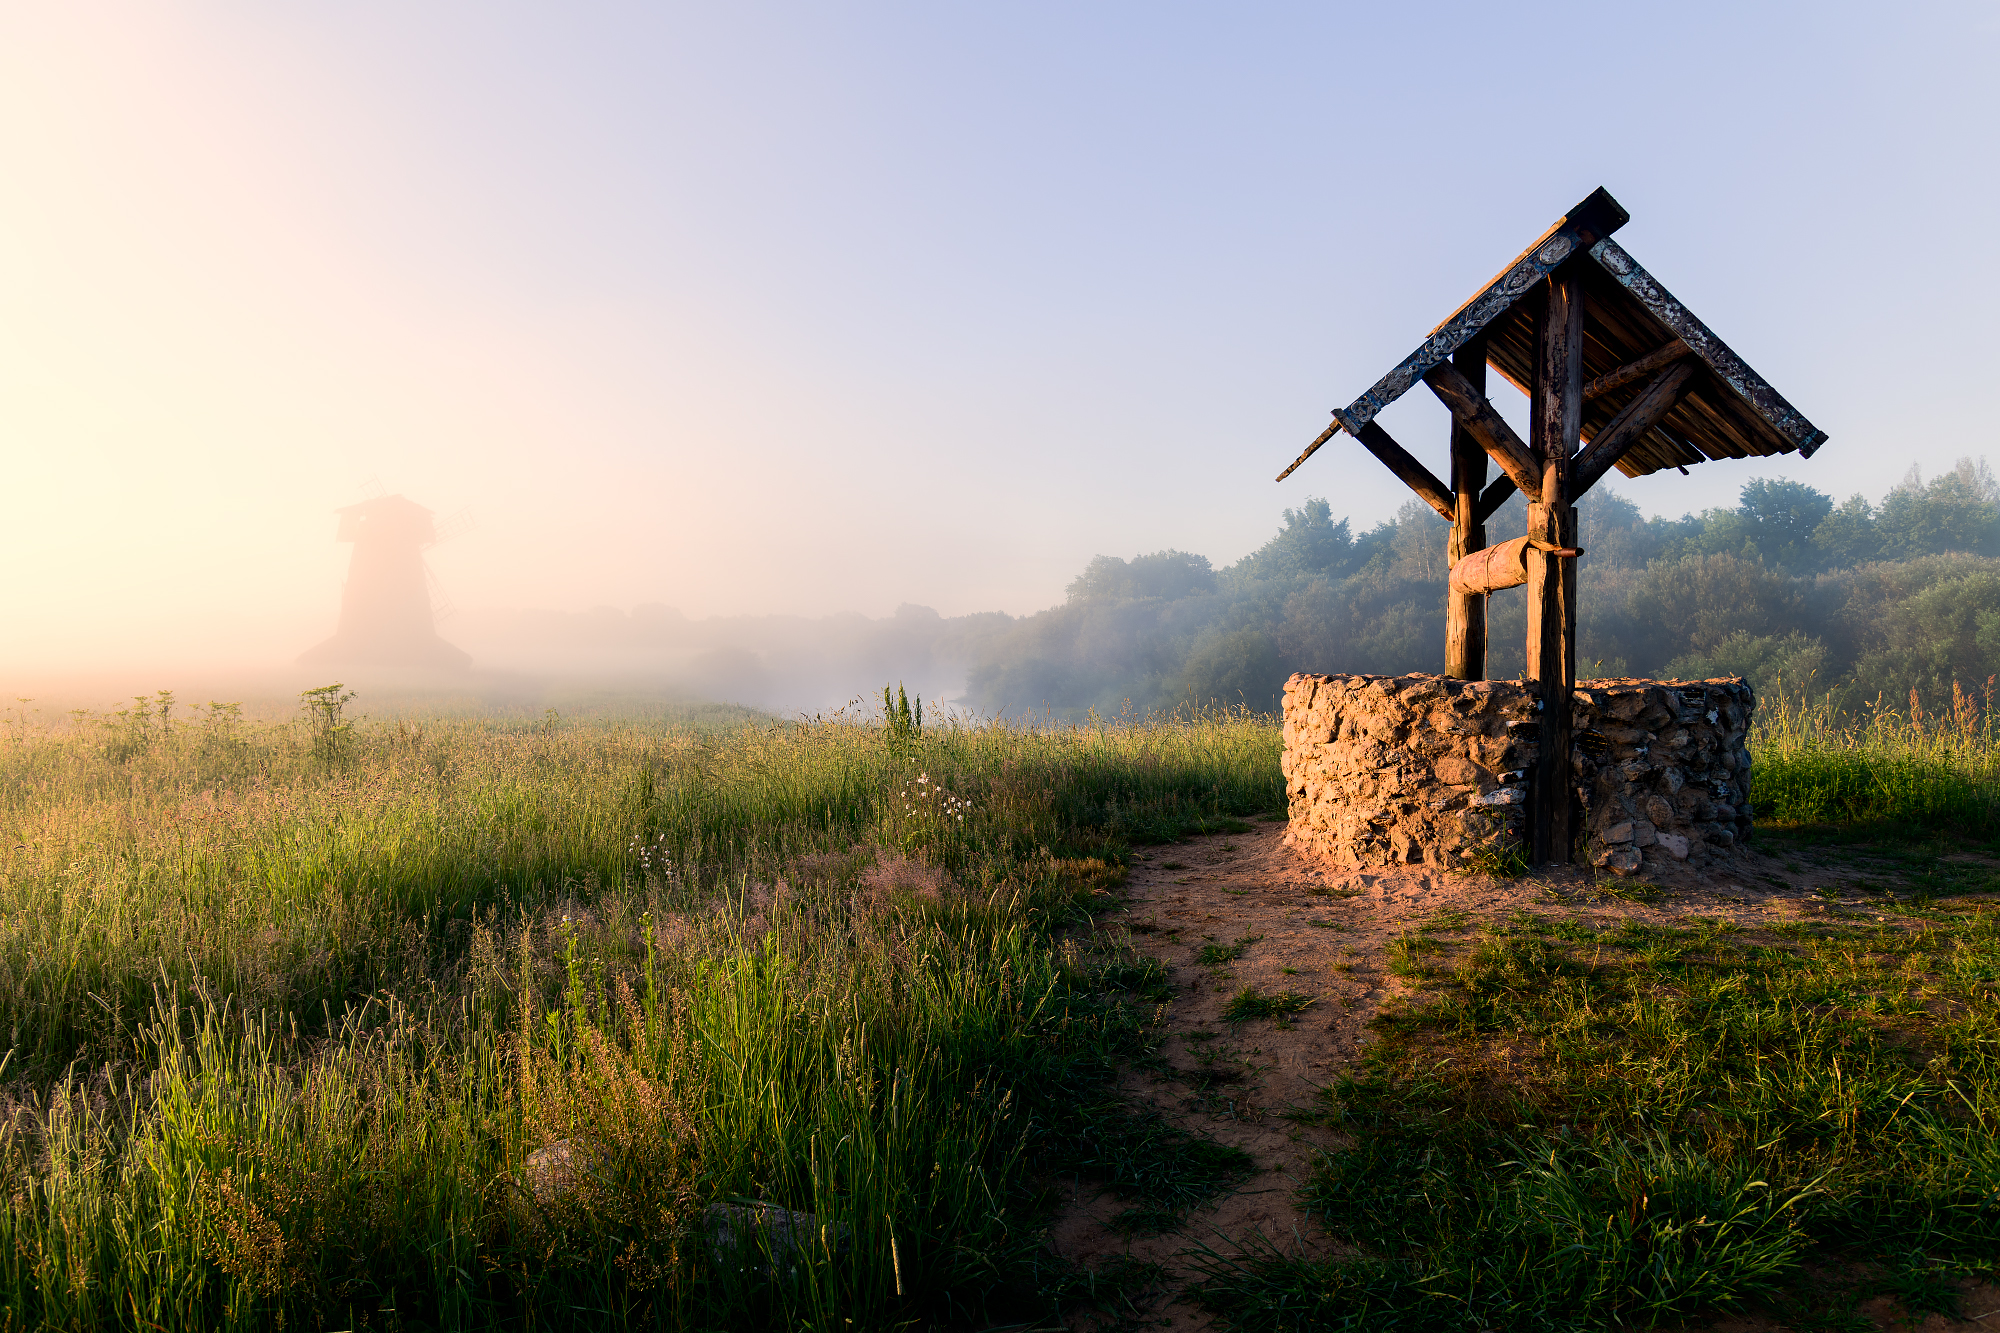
[3,6,1992,711]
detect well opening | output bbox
[1281,673,1754,875]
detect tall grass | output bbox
[1751,678,2000,831]
[0,700,1282,1329]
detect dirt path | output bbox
[1049,817,2000,1332]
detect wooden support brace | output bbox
[1423,363,1543,502]
[1353,420,1454,520]
[1582,338,1688,400]
[1572,359,1698,496]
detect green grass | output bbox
[1220,987,1313,1022]
[1197,935,1261,968]
[0,696,1282,1330]
[1751,683,2000,833]
[1192,892,2000,1330]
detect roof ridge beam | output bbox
[1423,363,1543,502]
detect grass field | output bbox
[0,682,1995,1330]
[0,693,1277,1329]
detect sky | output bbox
[3,2,1996,674]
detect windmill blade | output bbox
[360,475,388,500]
[429,507,476,547]
[424,561,457,624]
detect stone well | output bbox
[1280,673,1755,875]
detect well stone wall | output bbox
[1280,673,1755,874]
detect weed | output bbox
[1196,935,1260,967]
[1221,988,1314,1022]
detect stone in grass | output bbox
[523,1138,601,1206]
[707,1199,852,1269]
[523,1140,849,1267]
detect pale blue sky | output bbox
[3,2,1995,668]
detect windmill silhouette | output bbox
[299,484,473,672]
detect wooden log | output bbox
[1450,535,1531,595]
[1446,343,1488,680]
[1449,536,1582,595]
[1573,359,1697,496]
[1527,268,1583,866]
[1582,338,1688,400]
[1587,236,1827,457]
[1423,362,1543,501]
[1474,475,1516,522]
[1353,421,1454,520]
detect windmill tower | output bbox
[298,491,473,672]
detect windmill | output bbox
[298,485,474,672]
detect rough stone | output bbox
[1283,674,1753,870]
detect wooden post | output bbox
[1445,340,1488,679]
[1527,269,1583,864]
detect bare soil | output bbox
[1049,817,2000,1331]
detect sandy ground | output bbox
[1047,817,2000,1332]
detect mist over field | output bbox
[16,455,1994,732]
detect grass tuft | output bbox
[1221,987,1315,1022]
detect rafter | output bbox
[1582,339,1688,400]
[1573,360,1697,496]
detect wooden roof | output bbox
[1279,188,1825,485]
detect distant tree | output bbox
[1174,627,1284,713]
[1389,499,1448,582]
[1575,488,1663,570]
[1066,550,1216,603]
[1227,497,1355,584]
[1813,493,1882,564]
[1627,552,1801,665]
[1661,631,1829,702]
[1874,460,2000,558]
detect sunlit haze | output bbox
[4,3,1995,697]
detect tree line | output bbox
[961,459,2000,718]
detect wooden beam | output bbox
[1353,420,1454,520]
[1304,189,1628,450]
[1587,236,1828,457]
[1474,475,1516,523]
[1573,359,1697,496]
[1423,362,1542,502]
[1582,338,1688,400]
[1276,418,1340,483]
[1445,342,1488,681]
[1526,267,1583,866]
